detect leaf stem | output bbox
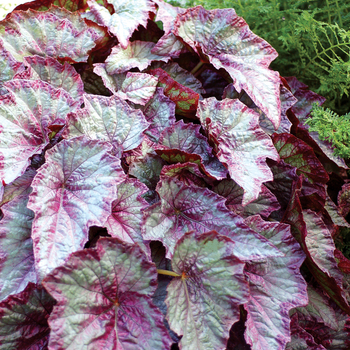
[157,269,181,277]
[191,61,204,76]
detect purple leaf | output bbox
[127,137,167,191]
[15,55,85,101]
[27,136,126,279]
[43,238,172,350]
[259,85,297,135]
[148,68,200,117]
[303,209,344,289]
[143,177,283,261]
[142,87,176,143]
[285,76,347,169]
[295,285,339,330]
[151,32,187,58]
[105,177,151,256]
[0,282,55,350]
[290,300,350,350]
[0,190,36,301]
[105,41,169,74]
[173,6,281,128]
[282,177,350,314]
[93,62,127,93]
[338,183,350,218]
[0,79,79,185]
[287,314,327,350]
[0,7,103,63]
[151,0,187,58]
[0,45,26,85]
[243,215,308,350]
[213,178,280,219]
[160,162,214,188]
[272,133,329,185]
[155,120,228,179]
[87,0,156,49]
[165,231,249,350]
[116,72,158,105]
[65,94,150,154]
[154,62,206,95]
[197,97,279,205]
[153,0,185,34]
[0,166,36,206]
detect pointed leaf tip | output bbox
[27,136,126,279]
[197,97,279,205]
[43,238,172,350]
[173,6,281,128]
[166,231,249,350]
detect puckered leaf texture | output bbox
[0,282,55,350]
[143,177,283,261]
[197,97,279,205]
[165,231,249,350]
[0,7,103,63]
[173,6,281,128]
[0,79,78,185]
[87,0,156,49]
[43,238,172,350]
[244,215,308,350]
[0,189,36,302]
[0,1,349,349]
[27,136,126,279]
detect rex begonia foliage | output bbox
[0,0,350,349]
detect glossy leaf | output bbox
[93,62,127,93]
[142,87,176,142]
[87,0,156,49]
[282,177,350,314]
[105,178,150,255]
[160,162,214,189]
[105,41,169,75]
[43,238,172,350]
[285,76,347,169]
[213,178,280,219]
[165,231,249,350]
[116,72,158,105]
[143,177,283,261]
[272,133,329,185]
[259,85,296,135]
[15,55,85,101]
[65,94,149,154]
[0,79,78,185]
[303,209,344,290]
[0,167,36,206]
[0,190,36,301]
[27,136,126,279]
[244,215,308,350]
[0,45,25,85]
[148,68,200,117]
[13,0,88,12]
[156,62,205,95]
[151,0,186,57]
[0,283,55,350]
[295,285,339,330]
[155,120,228,179]
[173,6,281,128]
[197,97,279,205]
[0,7,103,63]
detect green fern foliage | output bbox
[306,103,350,159]
[169,0,350,114]
[279,10,350,114]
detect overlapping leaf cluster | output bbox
[0,0,349,349]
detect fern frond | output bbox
[306,103,350,159]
